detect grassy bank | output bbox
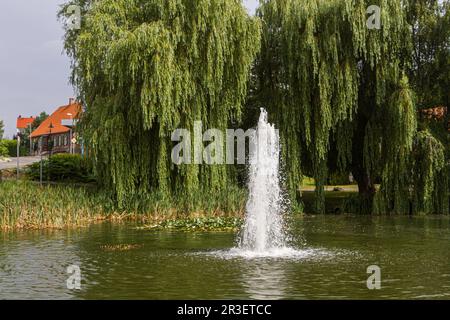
[0,179,371,231]
[0,180,246,231]
[0,180,114,230]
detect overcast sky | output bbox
[0,0,259,138]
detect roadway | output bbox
[0,156,42,170]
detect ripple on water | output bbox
[196,246,348,261]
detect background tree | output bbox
[31,112,49,130]
[18,112,49,154]
[255,0,433,214]
[0,119,7,157]
[402,0,450,214]
[0,119,4,140]
[406,0,450,108]
[62,0,260,208]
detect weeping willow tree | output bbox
[61,0,260,208]
[255,0,447,214]
[406,0,450,109]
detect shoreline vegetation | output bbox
[0,180,247,231]
[2,176,447,231]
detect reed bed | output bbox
[0,181,246,231]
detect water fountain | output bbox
[224,108,312,259]
[237,108,287,252]
[211,108,318,259]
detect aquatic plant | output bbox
[139,217,243,232]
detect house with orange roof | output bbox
[31,98,83,155]
[420,106,449,132]
[16,116,36,133]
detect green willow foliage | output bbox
[63,0,448,215]
[255,0,448,214]
[410,131,447,214]
[375,130,448,214]
[63,0,260,208]
[406,0,450,108]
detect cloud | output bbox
[0,0,259,138]
[243,0,259,15]
[0,0,73,138]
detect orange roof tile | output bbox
[420,106,448,121]
[31,100,82,138]
[16,116,35,129]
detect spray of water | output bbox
[203,109,332,259]
[237,108,288,252]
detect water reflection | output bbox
[240,260,288,299]
[0,232,81,299]
[0,216,449,299]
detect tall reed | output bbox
[0,181,246,230]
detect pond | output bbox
[1,216,449,299]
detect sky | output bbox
[0,0,259,138]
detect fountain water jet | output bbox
[207,108,318,259]
[237,108,288,253]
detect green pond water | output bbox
[1,215,449,300]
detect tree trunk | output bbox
[352,106,376,214]
[355,172,376,214]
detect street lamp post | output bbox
[47,123,54,182]
[67,113,73,154]
[28,123,33,156]
[39,136,43,186]
[16,129,20,181]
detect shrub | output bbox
[328,172,352,185]
[26,154,95,183]
[1,139,27,157]
[0,141,8,157]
